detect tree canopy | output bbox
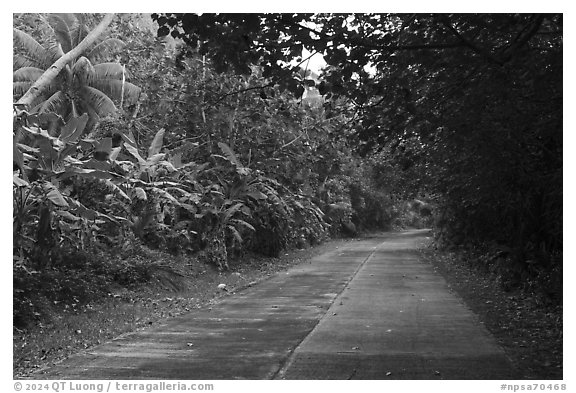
[155,13,562,266]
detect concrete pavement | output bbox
[32,229,518,380]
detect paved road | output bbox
[33,229,518,380]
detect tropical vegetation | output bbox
[13,14,561,373]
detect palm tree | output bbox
[13,13,141,128]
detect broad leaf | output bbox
[82,157,112,171]
[124,143,146,165]
[57,144,78,164]
[146,153,166,167]
[13,143,27,180]
[60,113,89,142]
[165,186,192,196]
[246,191,268,200]
[95,211,119,223]
[170,152,183,168]
[44,184,69,207]
[121,130,137,147]
[57,167,114,181]
[16,143,40,154]
[151,181,181,187]
[13,175,29,188]
[134,187,147,200]
[70,201,97,221]
[148,128,165,157]
[55,210,80,221]
[35,135,58,170]
[159,160,177,172]
[154,188,180,204]
[103,179,131,201]
[110,146,122,161]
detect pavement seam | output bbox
[271,240,383,380]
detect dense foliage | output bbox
[14,13,417,328]
[13,13,561,330]
[155,13,562,295]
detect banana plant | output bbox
[13,111,129,266]
[114,127,202,241]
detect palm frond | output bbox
[36,91,68,114]
[87,38,125,63]
[78,85,117,117]
[46,42,65,63]
[54,13,78,30]
[13,28,51,69]
[13,67,45,82]
[230,218,256,232]
[14,66,63,101]
[227,225,244,244]
[14,54,38,70]
[90,79,141,106]
[71,14,90,47]
[92,62,125,80]
[29,95,51,113]
[24,82,62,112]
[72,56,95,85]
[45,14,73,53]
[13,81,34,97]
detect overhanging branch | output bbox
[441,20,505,65]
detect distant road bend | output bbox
[34,229,517,380]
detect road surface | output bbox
[32,229,518,379]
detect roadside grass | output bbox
[420,245,563,380]
[14,237,354,378]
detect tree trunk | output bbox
[16,13,116,109]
